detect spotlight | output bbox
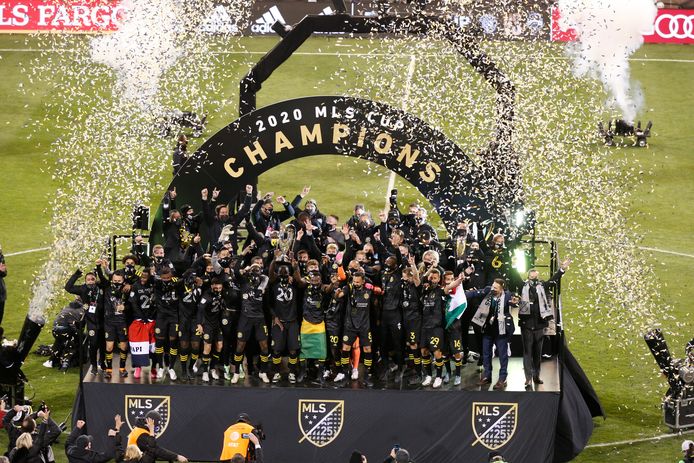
[507,207,536,240]
[512,247,529,275]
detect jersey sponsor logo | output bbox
[125,395,171,437]
[298,399,344,448]
[471,402,518,450]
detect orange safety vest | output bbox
[127,427,150,447]
[219,422,254,461]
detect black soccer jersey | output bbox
[343,284,372,331]
[129,280,155,320]
[270,281,298,322]
[153,279,181,318]
[198,290,224,326]
[179,286,201,322]
[302,284,324,324]
[240,275,268,319]
[421,286,445,329]
[381,271,402,312]
[401,281,421,321]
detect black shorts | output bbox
[271,320,300,353]
[342,326,372,348]
[155,314,178,339]
[202,323,223,344]
[237,315,268,342]
[421,326,444,351]
[178,319,201,343]
[446,319,463,354]
[104,319,128,343]
[404,318,422,346]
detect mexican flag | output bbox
[445,287,468,329]
[300,320,327,360]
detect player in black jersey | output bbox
[152,268,182,381]
[322,276,345,381]
[442,271,467,386]
[400,260,422,384]
[197,278,226,383]
[128,271,155,380]
[268,258,300,383]
[97,266,130,380]
[379,251,406,379]
[231,263,271,384]
[333,271,381,386]
[178,270,202,380]
[420,268,446,388]
[65,265,105,376]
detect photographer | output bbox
[127,411,187,463]
[65,415,124,463]
[383,446,411,463]
[0,246,6,324]
[219,414,264,463]
[5,404,61,463]
[43,300,85,371]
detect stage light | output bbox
[513,248,528,274]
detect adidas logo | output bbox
[251,5,285,34]
[199,5,239,34]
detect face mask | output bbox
[219,257,230,268]
[111,282,123,292]
[279,274,289,284]
[495,242,504,249]
[187,213,194,220]
[154,256,163,263]
[349,268,358,276]
[185,275,196,287]
[219,214,229,222]
[298,262,307,273]
[173,218,182,226]
[327,253,336,261]
[86,283,96,290]
[213,290,222,298]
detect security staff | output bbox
[219,414,263,463]
[127,411,187,463]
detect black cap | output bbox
[237,413,251,423]
[488,450,505,462]
[75,435,93,448]
[145,410,161,424]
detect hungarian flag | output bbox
[445,287,468,329]
[300,320,327,360]
[128,320,155,367]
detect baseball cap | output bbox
[395,448,410,463]
[683,440,694,452]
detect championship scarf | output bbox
[471,291,509,335]
[128,320,155,367]
[519,282,553,319]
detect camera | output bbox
[389,189,398,207]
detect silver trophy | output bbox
[277,224,296,262]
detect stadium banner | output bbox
[83,382,560,463]
[551,6,694,45]
[0,0,125,33]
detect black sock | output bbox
[288,354,298,373]
[435,358,444,378]
[119,350,127,370]
[260,351,270,373]
[105,352,113,370]
[340,350,350,374]
[455,357,462,376]
[422,354,432,376]
[363,352,373,374]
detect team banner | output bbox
[83,382,560,463]
[552,7,694,45]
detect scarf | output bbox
[471,291,509,335]
[519,281,553,319]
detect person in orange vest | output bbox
[127,411,188,463]
[220,414,264,463]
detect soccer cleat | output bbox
[202,372,210,383]
[156,367,165,379]
[351,368,359,380]
[134,367,141,379]
[333,372,346,382]
[168,368,177,381]
[238,365,246,379]
[322,369,332,380]
[272,373,281,383]
[192,360,200,374]
[443,372,450,384]
[454,375,462,386]
[104,369,112,380]
[224,365,231,381]
[259,372,270,384]
[432,377,443,389]
[230,373,240,384]
[43,360,53,368]
[89,365,98,376]
[119,369,128,378]
[288,373,297,384]
[421,375,432,386]
[150,368,158,379]
[211,368,220,381]
[389,363,399,373]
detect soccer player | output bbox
[231,263,270,384]
[420,269,446,388]
[97,266,130,380]
[128,271,155,379]
[268,258,300,383]
[333,271,379,385]
[400,259,422,385]
[197,278,226,383]
[379,252,405,378]
[177,270,202,380]
[443,271,467,386]
[152,268,182,380]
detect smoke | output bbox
[90,0,184,110]
[558,0,656,122]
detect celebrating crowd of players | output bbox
[62,184,569,390]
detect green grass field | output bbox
[0,33,693,462]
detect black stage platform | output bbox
[79,356,563,463]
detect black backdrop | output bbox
[83,382,560,463]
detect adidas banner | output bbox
[83,381,560,463]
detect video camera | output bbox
[387,189,400,226]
